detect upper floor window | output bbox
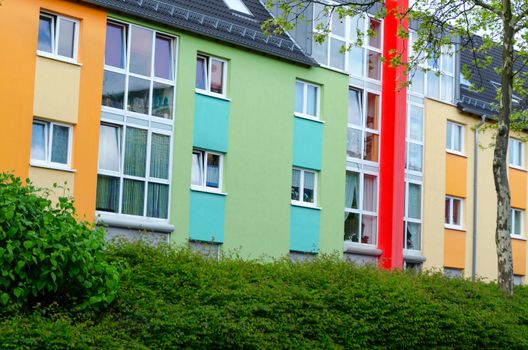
[31,119,72,169]
[406,103,424,173]
[445,196,463,228]
[191,149,223,191]
[196,55,227,97]
[344,171,378,245]
[346,88,380,163]
[294,80,320,119]
[38,12,79,62]
[223,0,252,15]
[446,121,464,154]
[511,209,524,237]
[509,138,524,168]
[291,168,318,206]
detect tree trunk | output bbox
[493,0,514,295]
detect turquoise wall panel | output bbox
[193,93,230,152]
[292,117,323,170]
[189,190,226,243]
[290,205,320,253]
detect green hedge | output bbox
[2,242,528,349]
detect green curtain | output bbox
[51,125,69,164]
[150,134,170,179]
[95,175,120,212]
[122,179,145,216]
[124,127,147,177]
[147,183,169,219]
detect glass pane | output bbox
[124,127,147,177]
[122,179,145,216]
[452,199,461,225]
[442,48,454,74]
[513,211,522,235]
[210,59,224,94]
[427,71,440,100]
[441,75,454,102]
[363,174,377,212]
[348,46,364,77]
[446,122,453,150]
[364,132,379,162]
[408,143,423,172]
[98,124,121,172]
[306,85,318,116]
[368,19,382,49]
[95,175,120,213]
[348,89,362,125]
[453,125,462,152]
[346,128,362,159]
[349,15,365,43]
[312,40,328,66]
[57,18,75,58]
[408,183,421,219]
[361,214,377,244]
[367,50,381,80]
[345,171,360,209]
[445,198,450,224]
[147,183,169,219]
[102,70,126,109]
[303,171,315,203]
[330,38,345,70]
[196,57,207,90]
[366,93,379,130]
[291,169,301,201]
[154,35,173,80]
[51,125,69,164]
[191,152,203,186]
[295,81,304,114]
[344,212,360,242]
[150,133,170,179]
[129,26,153,76]
[152,82,173,119]
[31,122,46,161]
[331,12,345,37]
[38,15,53,53]
[517,141,523,166]
[406,222,421,250]
[409,105,423,141]
[105,22,125,68]
[206,153,220,188]
[411,70,425,94]
[128,77,150,114]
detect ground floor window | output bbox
[344,170,378,245]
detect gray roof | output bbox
[82,0,316,66]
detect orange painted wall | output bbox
[512,238,526,276]
[445,153,467,198]
[509,168,527,209]
[444,229,466,269]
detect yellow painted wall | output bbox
[509,168,527,209]
[34,56,81,123]
[512,238,526,276]
[444,229,466,269]
[29,166,75,203]
[445,153,467,198]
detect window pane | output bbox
[122,179,145,216]
[129,26,153,76]
[147,183,169,219]
[150,134,170,179]
[57,18,75,58]
[517,141,523,166]
[303,171,315,203]
[411,70,425,94]
[367,51,381,80]
[295,81,304,114]
[363,132,379,162]
[453,125,462,152]
[128,77,150,114]
[210,59,224,94]
[124,127,147,177]
[331,12,345,37]
[348,46,364,77]
[191,152,203,186]
[442,49,454,74]
[196,57,207,90]
[453,199,461,226]
[446,122,453,150]
[96,175,120,213]
[363,174,377,212]
[344,212,360,242]
[406,222,421,250]
[105,22,125,68]
[346,128,362,159]
[366,93,379,130]
[361,214,377,244]
[312,40,328,66]
[102,70,126,109]
[408,183,421,219]
[38,15,53,53]
[441,75,453,102]
[345,171,360,209]
[50,125,69,164]
[409,105,423,141]
[154,35,173,80]
[306,85,318,116]
[408,143,423,172]
[445,198,450,224]
[348,89,362,125]
[349,15,365,43]
[514,211,522,235]
[427,71,440,100]
[330,38,345,70]
[368,19,382,49]
[291,169,301,201]
[98,124,121,172]
[152,82,173,119]
[31,122,46,161]
[206,153,220,188]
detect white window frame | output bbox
[37,12,80,63]
[291,167,318,207]
[191,149,224,193]
[511,209,524,238]
[294,80,321,120]
[406,101,424,175]
[509,138,524,169]
[30,119,73,170]
[445,196,463,229]
[404,180,423,251]
[446,121,464,155]
[195,54,228,98]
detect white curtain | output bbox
[363,174,377,213]
[191,152,202,186]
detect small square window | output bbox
[195,55,227,97]
[37,12,79,61]
[509,138,524,168]
[30,120,72,168]
[446,121,464,154]
[294,80,320,119]
[223,0,252,15]
[291,168,318,206]
[191,149,223,191]
[445,196,463,228]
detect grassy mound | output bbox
[1,242,528,349]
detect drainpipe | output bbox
[472,115,487,281]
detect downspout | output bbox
[472,115,487,281]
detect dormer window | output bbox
[223,0,252,15]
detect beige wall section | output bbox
[33,56,81,123]
[28,166,75,203]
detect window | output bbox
[38,12,79,61]
[223,0,252,15]
[406,103,424,172]
[191,150,223,190]
[344,171,378,245]
[404,182,422,250]
[445,196,463,228]
[444,267,463,278]
[446,121,464,154]
[294,80,320,119]
[291,168,317,206]
[511,209,524,237]
[346,89,380,163]
[196,55,227,96]
[509,138,524,168]
[30,120,72,168]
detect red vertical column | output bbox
[378,0,408,269]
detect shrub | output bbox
[0,173,119,311]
